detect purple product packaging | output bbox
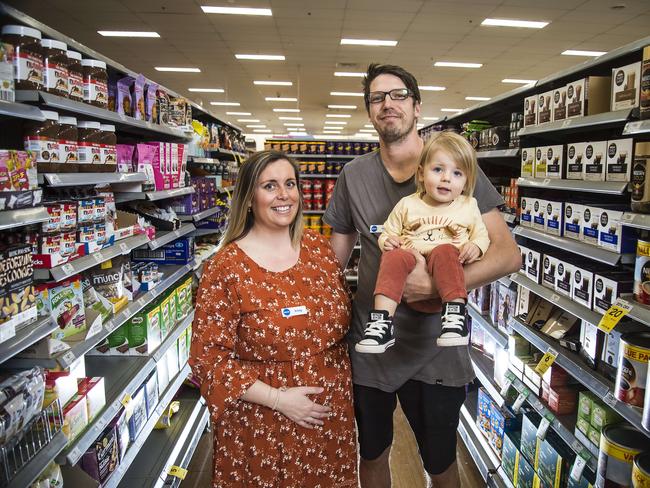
[133,74,146,120]
[145,81,158,123]
[117,76,133,117]
[80,423,119,484]
[109,407,130,461]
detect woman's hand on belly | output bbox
[277,386,331,429]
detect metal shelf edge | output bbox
[516,177,628,195]
[0,206,50,230]
[148,224,196,250]
[0,316,58,364]
[467,306,509,348]
[152,311,195,362]
[517,109,632,137]
[6,429,67,488]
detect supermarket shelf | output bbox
[33,234,150,282]
[115,187,195,203]
[287,153,356,160]
[353,245,361,251]
[0,99,45,122]
[119,392,208,488]
[620,294,650,328]
[516,177,628,195]
[189,227,222,237]
[623,119,650,135]
[304,210,326,215]
[476,148,520,159]
[39,172,146,187]
[510,273,603,325]
[498,274,514,288]
[508,316,650,439]
[57,312,194,466]
[0,206,49,231]
[513,226,633,266]
[517,109,632,137]
[467,305,509,349]
[621,212,650,231]
[103,363,192,488]
[178,206,220,222]
[0,316,58,364]
[188,157,218,164]
[206,148,246,159]
[148,223,196,250]
[300,174,340,179]
[470,349,505,408]
[500,211,517,225]
[194,247,219,278]
[217,186,234,192]
[15,90,191,142]
[5,429,67,488]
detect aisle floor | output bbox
[182,403,483,487]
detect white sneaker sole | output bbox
[436,335,469,347]
[355,339,395,354]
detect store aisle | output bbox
[182,403,483,487]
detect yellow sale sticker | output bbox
[168,466,188,479]
[598,299,633,334]
[534,348,558,375]
[121,394,134,419]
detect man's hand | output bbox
[382,236,402,251]
[459,242,482,264]
[402,249,434,303]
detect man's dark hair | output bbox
[362,63,421,112]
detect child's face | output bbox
[418,149,467,206]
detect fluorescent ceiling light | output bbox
[265,97,297,102]
[326,114,351,118]
[278,117,302,120]
[253,129,273,133]
[434,61,482,68]
[502,78,536,84]
[98,30,160,37]
[341,38,397,47]
[323,130,342,134]
[237,119,259,122]
[235,54,285,60]
[328,104,357,109]
[286,128,303,131]
[273,108,300,112]
[246,125,266,128]
[364,124,374,128]
[466,96,491,101]
[334,72,365,77]
[289,132,308,136]
[561,49,607,57]
[359,129,377,133]
[325,121,347,125]
[226,111,251,115]
[283,123,304,126]
[155,67,200,72]
[419,85,446,91]
[188,88,224,93]
[423,117,439,121]
[211,101,240,106]
[201,6,272,16]
[481,18,548,28]
[254,80,293,86]
[441,108,463,113]
[330,91,364,97]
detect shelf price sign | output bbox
[512,388,530,413]
[121,393,134,419]
[500,371,516,397]
[536,412,555,440]
[168,465,188,479]
[598,299,633,334]
[535,348,558,375]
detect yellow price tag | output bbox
[535,348,558,375]
[168,465,188,479]
[121,394,134,420]
[598,299,633,333]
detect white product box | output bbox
[567,77,612,118]
[532,199,546,231]
[593,273,634,315]
[525,248,542,283]
[523,95,537,126]
[545,145,564,179]
[534,146,547,178]
[572,267,594,309]
[537,90,553,125]
[567,142,587,180]
[555,260,576,297]
[580,320,601,367]
[542,254,559,290]
[581,205,600,245]
[602,327,624,368]
[545,200,564,237]
[598,208,636,253]
[564,203,584,241]
[518,245,529,275]
[520,197,533,228]
[606,138,634,182]
[521,147,535,177]
[552,85,568,121]
[583,141,607,181]
[611,62,641,111]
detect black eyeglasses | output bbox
[367,88,413,104]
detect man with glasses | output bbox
[324,64,521,487]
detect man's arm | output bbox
[329,232,359,271]
[402,209,521,302]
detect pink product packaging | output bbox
[177,144,186,187]
[135,144,159,191]
[139,143,166,191]
[144,82,158,123]
[116,144,135,173]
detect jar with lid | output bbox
[66,50,83,101]
[41,39,69,97]
[81,59,108,108]
[77,121,102,165]
[632,142,650,213]
[24,110,60,164]
[58,116,78,164]
[99,124,116,165]
[1,25,43,90]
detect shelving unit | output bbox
[300,174,340,179]
[467,305,509,349]
[207,147,246,159]
[114,186,195,203]
[500,211,517,225]
[5,429,67,488]
[517,109,632,137]
[38,172,147,187]
[0,99,45,121]
[287,153,356,160]
[0,206,50,231]
[0,316,58,364]
[623,119,650,136]
[147,223,196,250]
[304,210,326,215]
[516,177,628,195]
[476,148,520,159]
[178,206,221,222]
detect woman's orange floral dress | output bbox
[189,230,357,487]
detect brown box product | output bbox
[80,423,119,484]
[542,381,550,402]
[545,145,564,179]
[62,393,89,443]
[567,76,611,118]
[606,138,634,182]
[540,309,579,339]
[542,364,571,388]
[547,386,578,415]
[583,141,608,182]
[612,62,641,111]
[537,91,553,124]
[527,299,555,330]
[77,377,106,422]
[642,46,650,120]
[552,85,568,121]
[567,142,587,180]
[523,95,537,126]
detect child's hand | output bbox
[459,242,481,264]
[383,237,402,251]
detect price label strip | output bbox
[598,299,633,334]
[168,465,188,480]
[535,348,558,376]
[536,412,555,440]
[570,453,588,481]
[512,389,530,413]
[500,372,515,397]
[121,393,134,420]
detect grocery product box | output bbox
[80,423,119,484]
[590,400,622,431]
[606,138,634,182]
[156,358,169,396]
[567,76,611,118]
[501,431,520,484]
[552,85,568,122]
[578,390,597,422]
[166,341,180,379]
[537,90,553,125]
[468,284,491,314]
[527,299,555,330]
[572,268,594,309]
[90,323,129,356]
[178,328,189,367]
[132,237,194,265]
[547,385,578,415]
[36,275,87,341]
[576,416,590,436]
[542,254,559,289]
[521,148,535,177]
[62,393,89,443]
[489,403,519,457]
[127,305,162,355]
[611,62,641,111]
[160,292,174,338]
[581,205,600,245]
[535,432,572,488]
[567,142,587,180]
[588,425,601,448]
[108,408,129,462]
[44,373,78,409]
[532,199,546,231]
[477,387,492,439]
[534,147,547,178]
[520,412,541,465]
[555,260,575,297]
[493,344,510,389]
[523,95,537,126]
[144,371,159,418]
[523,362,542,392]
[545,145,564,179]
[540,309,579,339]
[518,245,529,276]
[583,141,607,181]
[128,385,147,442]
[497,284,517,332]
[470,318,485,352]
[542,364,571,388]
[545,201,563,237]
[593,272,633,314]
[598,208,636,254]
[77,377,106,422]
[518,454,536,488]
[520,197,533,227]
[579,320,603,368]
[525,248,541,284]
[563,203,584,241]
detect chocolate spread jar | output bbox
[77,121,102,164]
[66,50,83,101]
[81,59,108,108]
[1,25,43,90]
[99,124,116,165]
[41,39,69,97]
[58,116,78,163]
[24,110,60,163]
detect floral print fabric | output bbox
[190,230,357,487]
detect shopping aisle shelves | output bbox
[467,305,509,349]
[0,316,58,364]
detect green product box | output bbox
[177,328,189,367]
[159,293,173,338]
[535,430,572,488]
[91,322,129,355]
[182,276,193,314]
[167,288,177,326]
[576,416,590,436]
[567,472,595,488]
[127,305,162,355]
[501,431,520,485]
[590,401,622,430]
[587,425,601,447]
[517,454,536,488]
[578,391,596,422]
[520,412,541,465]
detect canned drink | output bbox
[308,215,321,233]
[598,424,650,487]
[616,332,650,408]
[335,142,344,154]
[327,142,335,154]
[633,452,650,487]
[635,240,650,304]
[299,142,308,154]
[312,179,323,191]
[302,198,313,211]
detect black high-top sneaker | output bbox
[355,310,395,353]
[436,302,469,347]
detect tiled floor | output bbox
[181,404,483,487]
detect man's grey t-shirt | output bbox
[324,150,504,392]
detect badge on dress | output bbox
[369,224,384,234]
[281,306,308,318]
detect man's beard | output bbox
[376,116,416,144]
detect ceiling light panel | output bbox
[324,121,347,125]
[561,50,607,57]
[340,39,397,47]
[235,54,285,60]
[155,67,200,72]
[434,62,482,68]
[273,108,300,112]
[254,80,293,86]
[334,72,365,77]
[201,6,272,16]
[466,96,491,101]
[502,78,536,84]
[441,108,463,113]
[246,125,266,128]
[265,97,298,102]
[330,92,364,97]
[278,117,302,120]
[226,111,251,115]
[210,101,240,106]
[419,86,446,91]
[283,123,304,126]
[237,119,260,122]
[423,117,439,121]
[188,88,224,93]
[323,130,342,134]
[98,31,160,37]
[253,129,273,133]
[328,105,357,109]
[326,114,351,118]
[481,18,549,28]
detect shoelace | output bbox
[364,320,392,338]
[441,312,464,331]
